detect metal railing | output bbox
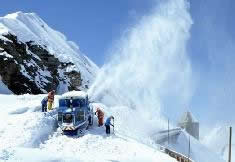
[163,147,194,162]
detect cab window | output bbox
[59,99,67,107]
[72,99,80,107]
[79,99,85,107]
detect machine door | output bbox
[59,99,80,108]
[75,110,85,122]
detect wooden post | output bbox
[168,119,169,146]
[228,127,232,162]
[113,118,115,134]
[188,135,190,162]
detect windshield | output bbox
[59,98,85,107]
[72,99,80,107]
[78,99,85,107]
[59,99,70,107]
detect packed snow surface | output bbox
[0,94,177,162]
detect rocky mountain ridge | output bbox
[0,12,98,94]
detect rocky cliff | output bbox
[0,12,98,94]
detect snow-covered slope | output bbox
[0,94,177,162]
[0,12,98,79]
[0,12,99,94]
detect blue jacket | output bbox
[105,117,113,126]
[41,96,48,105]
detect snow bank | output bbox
[0,94,177,162]
[0,95,57,154]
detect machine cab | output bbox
[57,91,92,132]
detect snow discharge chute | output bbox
[89,0,193,142]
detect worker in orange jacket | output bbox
[47,90,55,111]
[95,107,104,127]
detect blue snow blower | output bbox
[57,91,94,136]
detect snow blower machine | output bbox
[57,91,94,136]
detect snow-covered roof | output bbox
[178,111,198,123]
[61,91,87,99]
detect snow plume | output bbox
[89,0,192,141]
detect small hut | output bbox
[178,111,199,140]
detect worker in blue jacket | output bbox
[105,116,114,134]
[41,96,48,112]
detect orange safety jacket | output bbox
[48,91,54,102]
[95,109,104,119]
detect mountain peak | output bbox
[4,11,27,19]
[3,12,41,23]
[0,12,98,94]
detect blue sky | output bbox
[189,0,235,126]
[1,0,235,127]
[0,0,155,66]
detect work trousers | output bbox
[98,117,104,126]
[42,103,47,112]
[105,125,110,134]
